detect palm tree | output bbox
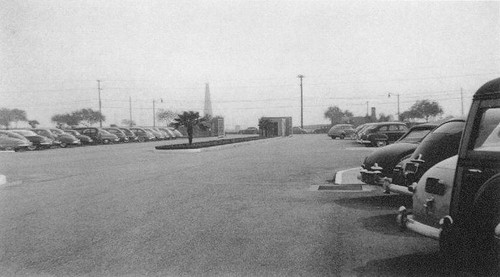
[173,111,208,145]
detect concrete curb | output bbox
[153,136,285,153]
[334,167,364,185]
[0,175,6,185]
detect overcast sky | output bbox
[1,0,499,129]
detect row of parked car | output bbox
[0,126,183,151]
[356,78,500,274]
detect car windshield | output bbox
[100,129,113,135]
[66,130,81,135]
[474,108,500,151]
[0,131,25,140]
[399,129,432,143]
[432,121,464,135]
[51,129,64,135]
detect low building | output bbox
[260,117,292,137]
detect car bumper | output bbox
[382,178,413,196]
[359,168,384,185]
[397,206,441,240]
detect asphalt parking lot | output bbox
[0,135,454,276]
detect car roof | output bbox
[474,77,500,100]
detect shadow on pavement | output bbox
[359,214,419,238]
[334,194,412,211]
[353,252,472,277]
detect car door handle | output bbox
[468,168,482,174]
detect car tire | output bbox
[340,134,345,139]
[60,142,67,148]
[138,137,145,143]
[330,136,335,140]
[103,139,110,144]
[27,145,37,151]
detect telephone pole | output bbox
[97,80,102,127]
[298,75,304,128]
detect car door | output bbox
[451,100,500,223]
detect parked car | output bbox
[73,127,119,144]
[158,127,176,139]
[385,118,465,195]
[357,122,409,147]
[49,128,81,148]
[354,123,377,142]
[359,123,438,186]
[0,130,32,151]
[397,77,500,275]
[327,124,355,139]
[32,128,62,147]
[103,127,129,143]
[144,128,166,140]
[167,127,183,138]
[292,126,308,134]
[64,130,93,145]
[118,127,139,142]
[129,127,156,142]
[11,129,53,150]
[240,127,259,134]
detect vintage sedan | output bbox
[118,127,139,142]
[327,124,355,139]
[32,128,62,147]
[398,77,500,275]
[11,129,53,150]
[385,118,465,195]
[129,127,156,142]
[64,129,93,145]
[103,127,129,143]
[0,130,32,151]
[358,122,409,147]
[49,128,81,148]
[360,123,438,186]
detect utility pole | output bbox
[388,93,400,121]
[461,88,464,115]
[366,101,369,116]
[297,75,304,128]
[97,80,102,127]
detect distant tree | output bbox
[378,113,393,122]
[52,113,80,126]
[121,119,136,127]
[0,108,13,129]
[77,108,105,126]
[324,106,352,125]
[156,109,177,126]
[28,120,40,128]
[404,100,444,122]
[172,111,208,145]
[11,109,27,128]
[0,108,28,129]
[399,110,420,122]
[258,118,273,137]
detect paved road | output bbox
[0,135,447,276]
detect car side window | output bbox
[379,126,388,131]
[388,125,398,131]
[473,108,500,152]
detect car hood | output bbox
[363,142,418,175]
[412,155,458,228]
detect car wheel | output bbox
[27,145,37,151]
[103,139,110,144]
[330,136,336,140]
[138,137,145,142]
[340,134,345,139]
[60,142,67,148]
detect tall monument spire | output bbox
[204,83,213,117]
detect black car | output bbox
[386,118,465,194]
[358,122,409,147]
[118,127,139,142]
[360,123,438,186]
[103,127,129,143]
[11,129,54,150]
[64,130,94,145]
